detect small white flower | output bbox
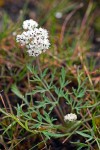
[12,32,17,36]
[64,113,77,122]
[55,12,63,19]
[23,19,38,30]
[39,28,48,38]
[16,19,50,56]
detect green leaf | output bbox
[11,84,28,105]
[3,121,16,135]
[76,131,93,139]
[41,68,48,79]
[43,131,69,138]
[25,120,29,130]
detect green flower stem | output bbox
[36,57,65,125]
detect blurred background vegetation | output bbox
[0,0,100,150]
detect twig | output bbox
[4,93,13,114]
[0,135,8,150]
[78,52,93,86]
[60,3,83,44]
[0,93,8,113]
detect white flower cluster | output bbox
[16,19,50,56]
[55,12,62,19]
[64,113,77,122]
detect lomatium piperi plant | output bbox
[16,19,77,123]
[16,19,78,131]
[0,19,99,149]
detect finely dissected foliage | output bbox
[0,0,100,150]
[0,66,99,149]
